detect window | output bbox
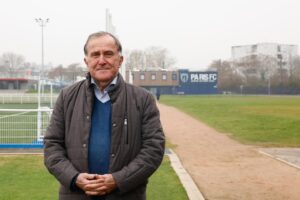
[151,74,156,80]
[162,74,167,80]
[140,74,145,80]
[172,73,177,80]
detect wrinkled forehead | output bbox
[86,35,118,53]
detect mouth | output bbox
[95,68,110,71]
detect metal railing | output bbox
[0,93,58,108]
[0,108,52,148]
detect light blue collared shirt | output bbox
[91,76,118,103]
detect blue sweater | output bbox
[88,98,112,175]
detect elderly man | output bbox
[44,31,165,200]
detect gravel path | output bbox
[158,103,300,200]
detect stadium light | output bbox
[35,18,49,140]
[35,18,49,109]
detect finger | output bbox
[86,189,106,196]
[95,175,105,181]
[77,173,96,183]
[76,173,96,190]
[84,183,105,191]
[86,179,104,184]
[86,190,100,196]
[98,186,108,191]
[85,174,97,180]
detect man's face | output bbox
[84,35,123,88]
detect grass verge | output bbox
[160,95,300,147]
[0,155,188,200]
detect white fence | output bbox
[0,90,54,148]
[0,93,58,108]
[0,108,52,148]
[0,92,58,147]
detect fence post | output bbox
[37,107,42,141]
[50,84,53,108]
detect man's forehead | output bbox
[87,36,117,49]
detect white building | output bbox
[231,43,298,69]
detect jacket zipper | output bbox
[124,118,128,144]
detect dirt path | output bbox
[158,103,300,200]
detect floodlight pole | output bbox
[35,18,49,140]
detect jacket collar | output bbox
[85,72,125,103]
[108,74,125,103]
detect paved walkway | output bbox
[158,103,300,200]
[168,146,300,200]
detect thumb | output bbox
[79,173,97,180]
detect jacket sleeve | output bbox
[44,90,79,188]
[112,92,165,193]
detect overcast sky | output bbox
[1,0,300,70]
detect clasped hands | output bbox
[76,173,117,196]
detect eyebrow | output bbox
[90,50,116,56]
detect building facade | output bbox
[128,69,218,95]
[0,68,37,90]
[231,43,298,69]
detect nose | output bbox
[97,55,107,65]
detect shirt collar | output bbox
[91,76,118,92]
[91,76,118,103]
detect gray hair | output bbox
[83,31,122,55]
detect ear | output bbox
[118,56,124,67]
[84,57,88,65]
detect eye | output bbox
[90,53,99,58]
[103,51,115,58]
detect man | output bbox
[44,31,165,200]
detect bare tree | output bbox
[0,52,25,77]
[289,56,300,87]
[233,54,278,92]
[48,63,86,82]
[144,46,175,69]
[210,53,300,94]
[66,63,86,82]
[48,65,65,81]
[125,46,176,70]
[208,59,243,92]
[125,50,145,70]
